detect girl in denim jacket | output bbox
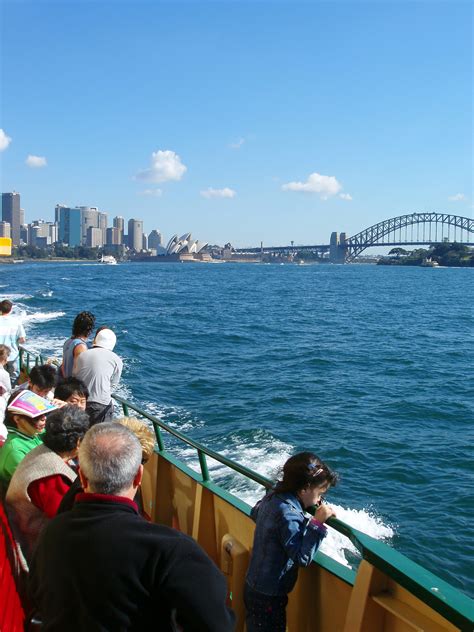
[244,452,338,632]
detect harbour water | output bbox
[2,261,473,596]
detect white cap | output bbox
[94,328,117,351]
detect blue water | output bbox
[2,261,473,596]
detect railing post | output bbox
[198,450,210,482]
[154,426,165,452]
[122,403,129,416]
[19,348,23,373]
[26,353,31,373]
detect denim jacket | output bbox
[245,491,327,596]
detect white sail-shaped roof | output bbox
[194,240,208,253]
[166,234,178,253]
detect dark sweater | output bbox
[29,493,235,631]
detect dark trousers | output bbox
[86,401,113,426]
[244,583,288,632]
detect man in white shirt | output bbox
[0,300,26,385]
[73,328,123,425]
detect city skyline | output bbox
[1,2,472,247]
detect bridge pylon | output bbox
[329,232,348,263]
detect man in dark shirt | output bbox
[29,423,235,631]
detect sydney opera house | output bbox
[136,232,211,262]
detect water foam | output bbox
[321,505,395,567]
[24,335,65,359]
[2,293,33,300]
[21,311,65,324]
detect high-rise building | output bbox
[127,219,143,252]
[20,225,29,244]
[0,222,11,238]
[2,192,21,246]
[55,205,82,246]
[87,227,104,248]
[98,212,108,229]
[106,227,121,245]
[148,230,163,250]
[19,208,25,226]
[142,233,148,250]
[29,220,58,246]
[113,216,124,244]
[113,216,124,231]
[80,207,99,245]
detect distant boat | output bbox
[421,257,439,267]
[98,255,117,265]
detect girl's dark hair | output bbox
[274,452,338,494]
[42,405,90,453]
[72,311,96,337]
[54,377,89,401]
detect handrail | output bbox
[18,345,60,374]
[18,346,474,629]
[112,394,274,489]
[111,396,473,630]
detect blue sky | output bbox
[1,0,472,247]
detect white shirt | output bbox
[0,314,26,362]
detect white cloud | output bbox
[141,188,163,197]
[229,137,245,149]
[200,187,236,199]
[339,193,353,201]
[135,150,187,183]
[26,154,47,168]
[282,172,343,199]
[448,193,466,201]
[0,129,12,151]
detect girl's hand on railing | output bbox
[314,504,336,523]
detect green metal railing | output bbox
[19,346,474,630]
[19,347,49,372]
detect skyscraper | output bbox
[86,227,104,248]
[0,222,11,239]
[113,216,124,244]
[148,230,163,250]
[80,207,99,245]
[106,227,121,245]
[127,219,143,252]
[2,192,21,246]
[55,205,82,246]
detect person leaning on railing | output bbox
[244,452,338,632]
[60,311,96,378]
[73,327,123,425]
[29,422,235,631]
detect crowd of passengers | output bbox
[0,300,337,631]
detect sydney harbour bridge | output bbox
[235,213,474,263]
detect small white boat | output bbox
[99,255,117,265]
[421,257,439,267]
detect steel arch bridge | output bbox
[342,212,474,262]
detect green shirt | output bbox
[0,427,43,484]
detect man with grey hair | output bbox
[29,423,235,631]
